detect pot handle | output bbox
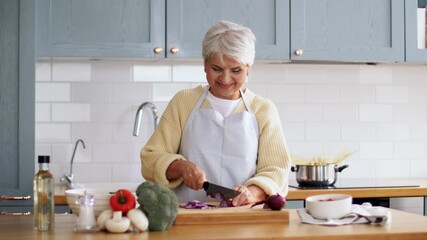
[336,164,349,172]
[291,166,298,172]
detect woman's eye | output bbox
[212,67,221,72]
[232,69,242,73]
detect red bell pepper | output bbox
[109,189,136,215]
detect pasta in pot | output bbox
[291,150,355,166]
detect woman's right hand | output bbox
[167,160,206,190]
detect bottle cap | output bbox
[38,155,50,163]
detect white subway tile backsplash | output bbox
[393,65,427,86]
[35,60,427,184]
[306,86,340,103]
[36,60,52,82]
[359,65,392,84]
[341,85,375,103]
[376,86,409,103]
[306,123,341,141]
[410,123,427,141]
[341,123,376,141]
[73,164,112,183]
[36,83,71,102]
[52,60,91,82]
[172,64,205,82]
[410,86,427,103]
[323,104,358,122]
[284,104,323,122]
[359,142,394,160]
[92,104,133,123]
[394,141,427,159]
[394,104,427,122]
[153,83,192,102]
[112,164,145,183]
[36,103,51,122]
[72,123,112,142]
[72,83,112,103]
[134,65,171,82]
[52,103,91,122]
[36,123,71,143]
[93,143,133,163]
[112,83,152,103]
[359,104,393,122]
[51,143,92,164]
[282,123,305,141]
[267,85,305,103]
[376,160,410,178]
[377,123,410,141]
[251,64,288,84]
[92,60,132,82]
[411,160,427,177]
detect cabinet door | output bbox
[167,0,289,60]
[405,0,427,62]
[291,0,404,62]
[0,0,35,213]
[36,0,165,58]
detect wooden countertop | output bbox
[55,178,427,205]
[2,209,427,239]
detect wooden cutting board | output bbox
[174,204,289,225]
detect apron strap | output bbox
[197,85,253,114]
[240,89,254,114]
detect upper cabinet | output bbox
[405,0,427,62]
[290,0,405,62]
[36,0,166,58]
[36,0,289,60]
[36,0,427,63]
[166,0,289,60]
[0,0,35,214]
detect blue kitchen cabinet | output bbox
[36,0,289,60]
[166,0,289,60]
[405,0,427,62]
[290,0,405,62]
[36,0,166,58]
[0,0,35,214]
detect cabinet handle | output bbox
[153,47,163,54]
[294,48,304,56]
[1,195,32,200]
[1,212,31,216]
[170,47,179,54]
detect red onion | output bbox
[251,193,286,211]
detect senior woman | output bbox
[140,20,291,206]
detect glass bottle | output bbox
[34,155,54,231]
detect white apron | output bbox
[175,86,259,202]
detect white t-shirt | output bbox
[206,91,241,117]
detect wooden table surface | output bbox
[2,209,427,240]
[54,178,427,204]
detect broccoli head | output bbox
[136,181,179,231]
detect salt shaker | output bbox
[75,191,98,231]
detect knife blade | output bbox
[202,181,241,199]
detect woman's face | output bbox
[204,54,249,100]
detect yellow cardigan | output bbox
[140,85,291,197]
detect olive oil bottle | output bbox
[34,155,54,231]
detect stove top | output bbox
[289,178,420,189]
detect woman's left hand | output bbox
[231,185,267,207]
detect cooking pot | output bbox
[291,164,349,187]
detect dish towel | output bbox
[297,203,392,226]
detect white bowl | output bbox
[305,194,352,219]
[65,188,115,217]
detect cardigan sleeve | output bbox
[140,86,203,188]
[244,95,291,197]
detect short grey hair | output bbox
[202,20,256,66]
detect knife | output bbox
[202,181,241,199]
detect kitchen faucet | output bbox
[133,102,159,136]
[60,139,86,189]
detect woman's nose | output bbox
[220,71,231,83]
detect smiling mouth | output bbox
[217,82,234,89]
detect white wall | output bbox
[35,59,427,214]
